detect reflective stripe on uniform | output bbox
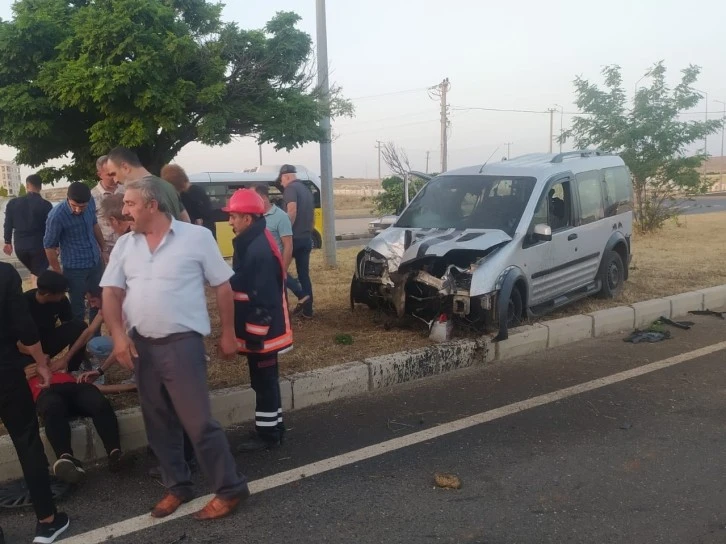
[246,322,270,336]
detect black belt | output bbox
[131,329,201,346]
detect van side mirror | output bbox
[533,223,552,242]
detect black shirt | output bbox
[282,180,314,240]
[23,288,72,334]
[0,263,40,370]
[181,184,216,237]
[3,192,53,252]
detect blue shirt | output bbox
[43,199,100,269]
[264,205,293,254]
[100,220,233,338]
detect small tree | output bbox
[18,185,26,196]
[562,62,722,232]
[0,187,8,197]
[372,142,428,215]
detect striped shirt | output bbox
[43,199,101,269]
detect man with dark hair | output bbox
[0,262,70,543]
[279,164,315,318]
[3,173,53,285]
[24,270,88,373]
[105,147,190,223]
[44,181,106,323]
[92,155,121,262]
[160,163,215,237]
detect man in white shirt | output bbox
[100,177,248,521]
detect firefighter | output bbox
[224,189,293,452]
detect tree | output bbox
[18,185,26,196]
[0,187,7,197]
[0,0,353,183]
[372,142,428,215]
[562,62,722,232]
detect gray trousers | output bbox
[133,331,247,500]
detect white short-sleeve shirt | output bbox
[100,219,232,338]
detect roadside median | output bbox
[1,284,724,482]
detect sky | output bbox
[1,0,726,182]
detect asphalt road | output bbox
[2,309,726,543]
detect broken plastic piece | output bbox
[689,310,725,320]
[657,316,695,330]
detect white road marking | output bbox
[63,340,726,543]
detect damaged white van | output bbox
[350,150,633,340]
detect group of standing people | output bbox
[0,148,317,542]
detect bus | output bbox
[188,166,323,258]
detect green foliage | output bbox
[0,187,7,197]
[334,333,353,346]
[17,184,26,196]
[372,175,427,216]
[0,0,353,183]
[562,62,723,232]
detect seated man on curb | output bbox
[22,362,134,484]
[24,270,89,373]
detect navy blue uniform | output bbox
[230,218,292,441]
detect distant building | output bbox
[0,159,21,195]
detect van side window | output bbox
[532,180,573,232]
[603,166,633,216]
[575,170,604,225]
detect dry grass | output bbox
[20,212,726,414]
[334,193,374,217]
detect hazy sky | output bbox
[1,0,725,181]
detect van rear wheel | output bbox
[597,250,625,299]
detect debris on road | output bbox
[657,316,695,330]
[624,330,671,344]
[689,309,725,320]
[434,472,462,489]
[619,422,633,430]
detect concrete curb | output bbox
[1,284,724,481]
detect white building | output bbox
[0,159,21,196]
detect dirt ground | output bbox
[90,211,726,412]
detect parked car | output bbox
[350,150,634,340]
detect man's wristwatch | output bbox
[96,367,105,376]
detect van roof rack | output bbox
[550,149,609,164]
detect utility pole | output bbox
[504,142,512,160]
[548,108,555,153]
[375,140,382,180]
[425,151,430,173]
[258,143,263,166]
[315,0,336,266]
[429,78,450,172]
[554,104,564,153]
[715,99,726,190]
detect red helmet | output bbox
[222,189,265,215]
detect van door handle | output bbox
[568,233,578,241]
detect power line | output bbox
[349,87,429,101]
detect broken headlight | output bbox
[358,248,388,279]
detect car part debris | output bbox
[689,309,725,320]
[656,316,695,330]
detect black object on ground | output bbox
[689,309,725,320]
[657,316,695,330]
[624,330,672,344]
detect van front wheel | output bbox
[311,230,322,249]
[597,250,625,299]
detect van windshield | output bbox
[396,175,537,235]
